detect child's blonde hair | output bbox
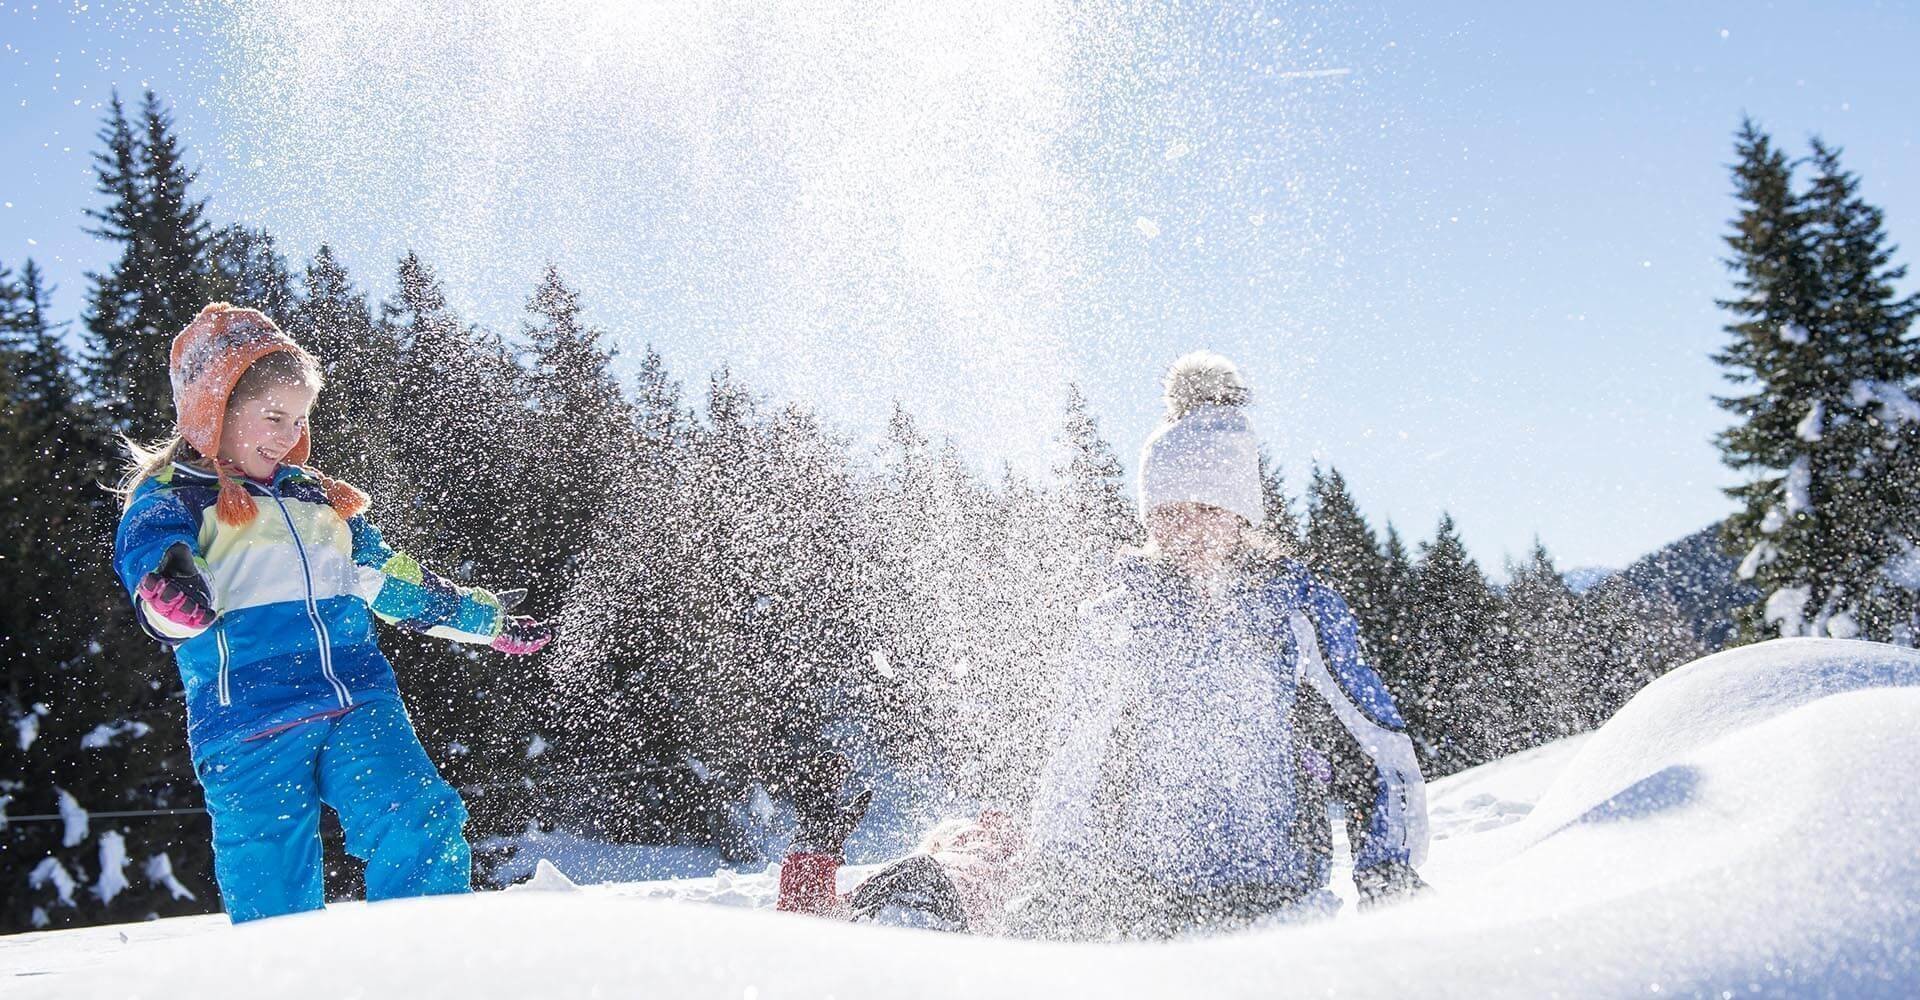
[118,349,326,506]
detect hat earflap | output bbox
[210,458,260,527]
[321,473,371,520]
[293,464,371,520]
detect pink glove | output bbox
[137,543,216,633]
[491,615,552,655]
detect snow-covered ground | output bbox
[5,638,1918,999]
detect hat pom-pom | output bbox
[214,475,258,526]
[323,476,371,520]
[1163,350,1251,419]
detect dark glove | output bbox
[136,542,215,636]
[848,855,968,931]
[491,614,552,655]
[1354,860,1430,910]
[791,751,873,857]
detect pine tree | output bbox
[1405,514,1510,773]
[82,92,215,440]
[1053,383,1136,564]
[1256,449,1302,554]
[375,254,542,850]
[3,263,211,930]
[1304,466,1393,660]
[0,260,91,671]
[1305,468,1380,597]
[210,226,296,324]
[289,246,401,501]
[2,263,91,475]
[1715,121,1920,641]
[521,265,631,610]
[1799,139,1920,638]
[1503,540,1581,744]
[543,346,712,843]
[1371,524,1419,712]
[381,252,536,552]
[855,402,969,776]
[1578,577,1705,725]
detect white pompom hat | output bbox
[1137,351,1263,527]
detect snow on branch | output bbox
[1795,400,1824,443]
[95,831,130,904]
[1850,380,1920,425]
[1783,457,1812,515]
[56,788,89,847]
[1764,586,1810,637]
[145,852,198,901]
[1739,541,1780,581]
[28,857,77,907]
[1887,543,1920,592]
[80,720,154,749]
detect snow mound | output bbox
[1527,637,1920,834]
[7,639,1919,999]
[509,859,580,893]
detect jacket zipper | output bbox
[215,623,232,707]
[268,481,353,709]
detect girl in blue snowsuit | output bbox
[113,303,551,922]
[1021,352,1430,939]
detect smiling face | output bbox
[216,380,318,481]
[1146,501,1249,577]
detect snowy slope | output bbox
[5,638,1919,999]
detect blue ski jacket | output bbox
[1028,554,1429,895]
[114,462,510,756]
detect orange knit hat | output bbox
[170,303,368,525]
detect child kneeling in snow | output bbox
[1017,352,1433,939]
[113,304,552,923]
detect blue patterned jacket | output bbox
[114,462,507,755]
[1028,554,1429,894]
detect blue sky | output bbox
[4,1,1917,572]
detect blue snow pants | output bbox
[194,700,471,923]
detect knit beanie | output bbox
[170,302,368,525]
[1136,351,1264,527]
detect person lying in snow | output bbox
[1015,351,1433,939]
[776,753,1025,933]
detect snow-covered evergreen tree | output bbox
[3,261,211,930]
[1256,449,1302,555]
[1405,514,1511,773]
[290,246,402,504]
[1304,467,1386,621]
[1716,121,1920,642]
[81,91,217,440]
[1054,382,1136,558]
[1504,541,1583,743]
[30,90,234,927]
[374,255,545,849]
[1303,467,1401,688]
[1373,524,1419,702]
[521,266,631,607]
[209,226,297,324]
[1799,140,1920,640]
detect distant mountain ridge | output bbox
[1561,566,1618,594]
[1614,522,1755,649]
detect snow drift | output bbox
[5,638,1918,998]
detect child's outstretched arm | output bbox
[114,488,216,644]
[345,515,550,655]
